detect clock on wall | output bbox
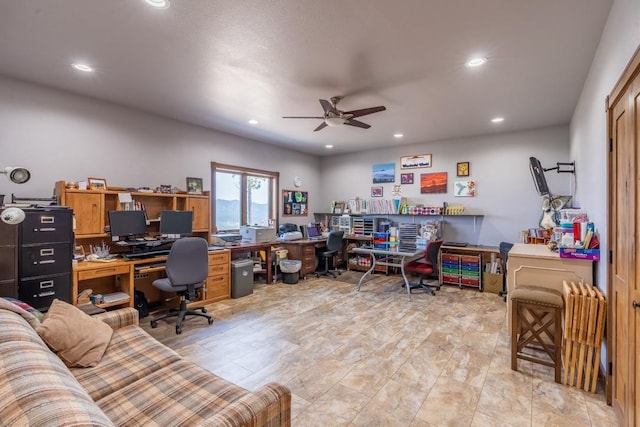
[293,176,303,187]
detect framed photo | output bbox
[333,202,345,214]
[372,163,395,183]
[401,154,432,169]
[400,173,414,184]
[282,190,308,216]
[420,172,448,194]
[186,177,203,195]
[371,186,383,197]
[454,180,476,197]
[88,177,107,190]
[457,161,470,177]
[159,184,172,194]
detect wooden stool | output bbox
[510,285,564,383]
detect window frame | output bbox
[211,162,279,232]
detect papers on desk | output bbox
[101,292,130,303]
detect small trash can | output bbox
[279,260,301,284]
[231,259,254,298]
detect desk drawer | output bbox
[19,273,71,311]
[20,243,72,277]
[208,262,229,276]
[206,274,229,298]
[209,251,229,264]
[78,264,129,280]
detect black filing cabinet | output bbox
[15,207,73,310]
[0,220,18,298]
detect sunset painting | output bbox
[420,172,448,193]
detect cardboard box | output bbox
[559,247,600,261]
[482,272,503,294]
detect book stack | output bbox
[398,223,419,252]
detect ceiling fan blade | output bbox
[344,119,371,129]
[343,106,386,118]
[282,116,324,119]
[319,99,336,114]
[314,121,328,132]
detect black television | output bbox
[529,157,551,196]
[159,210,193,237]
[108,210,148,241]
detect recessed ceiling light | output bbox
[325,145,334,149]
[393,133,404,138]
[248,119,259,125]
[72,63,94,73]
[491,117,505,123]
[466,57,487,68]
[144,0,170,9]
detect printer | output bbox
[239,225,276,243]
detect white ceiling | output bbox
[0,0,612,156]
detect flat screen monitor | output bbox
[306,223,321,238]
[159,210,193,236]
[529,157,551,196]
[108,210,148,240]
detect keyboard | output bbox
[443,241,469,247]
[125,248,171,259]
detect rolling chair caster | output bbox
[151,320,158,328]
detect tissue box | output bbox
[559,247,600,260]
[239,226,276,243]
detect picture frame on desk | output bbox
[186,177,203,195]
[88,177,107,190]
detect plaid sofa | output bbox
[0,305,291,427]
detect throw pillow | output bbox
[36,299,113,368]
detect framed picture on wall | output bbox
[283,190,308,216]
[400,154,432,169]
[371,186,383,197]
[400,173,414,184]
[457,162,470,177]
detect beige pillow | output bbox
[36,299,113,368]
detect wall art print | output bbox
[420,172,448,194]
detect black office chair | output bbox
[404,239,444,296]
[150,237,214,334]
[498,241,514,302]
[316,230,344,278]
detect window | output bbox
[211,162,279,232]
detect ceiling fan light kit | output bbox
[283,96,386,132]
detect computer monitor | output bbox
[306,223,321,238]
[108,210,147,241]
[159,210,193,237]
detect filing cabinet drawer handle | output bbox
[40,248,55,256]
[38,291,55,297]
[36,260,56,265]
[39,280,54,289]
[38,227,57,232]
[41,216,55,224]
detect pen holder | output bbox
[93,246,110,259]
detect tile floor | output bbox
[141,271,619,426]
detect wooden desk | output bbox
[506,243,594,334]
[227,242,275,283]
[72,249,231,311]
[279,239,333,278]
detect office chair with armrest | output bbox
[404,239,444,296]
[316,230,344,278]
[150,237,214,334]
[498,241,514,302]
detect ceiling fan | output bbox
[283,96,386,132]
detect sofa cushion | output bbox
[36,299,113,368]
[0,310,114,426]
[71,324,182,401]
[96,360,249,426]
[0,296,42,329]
